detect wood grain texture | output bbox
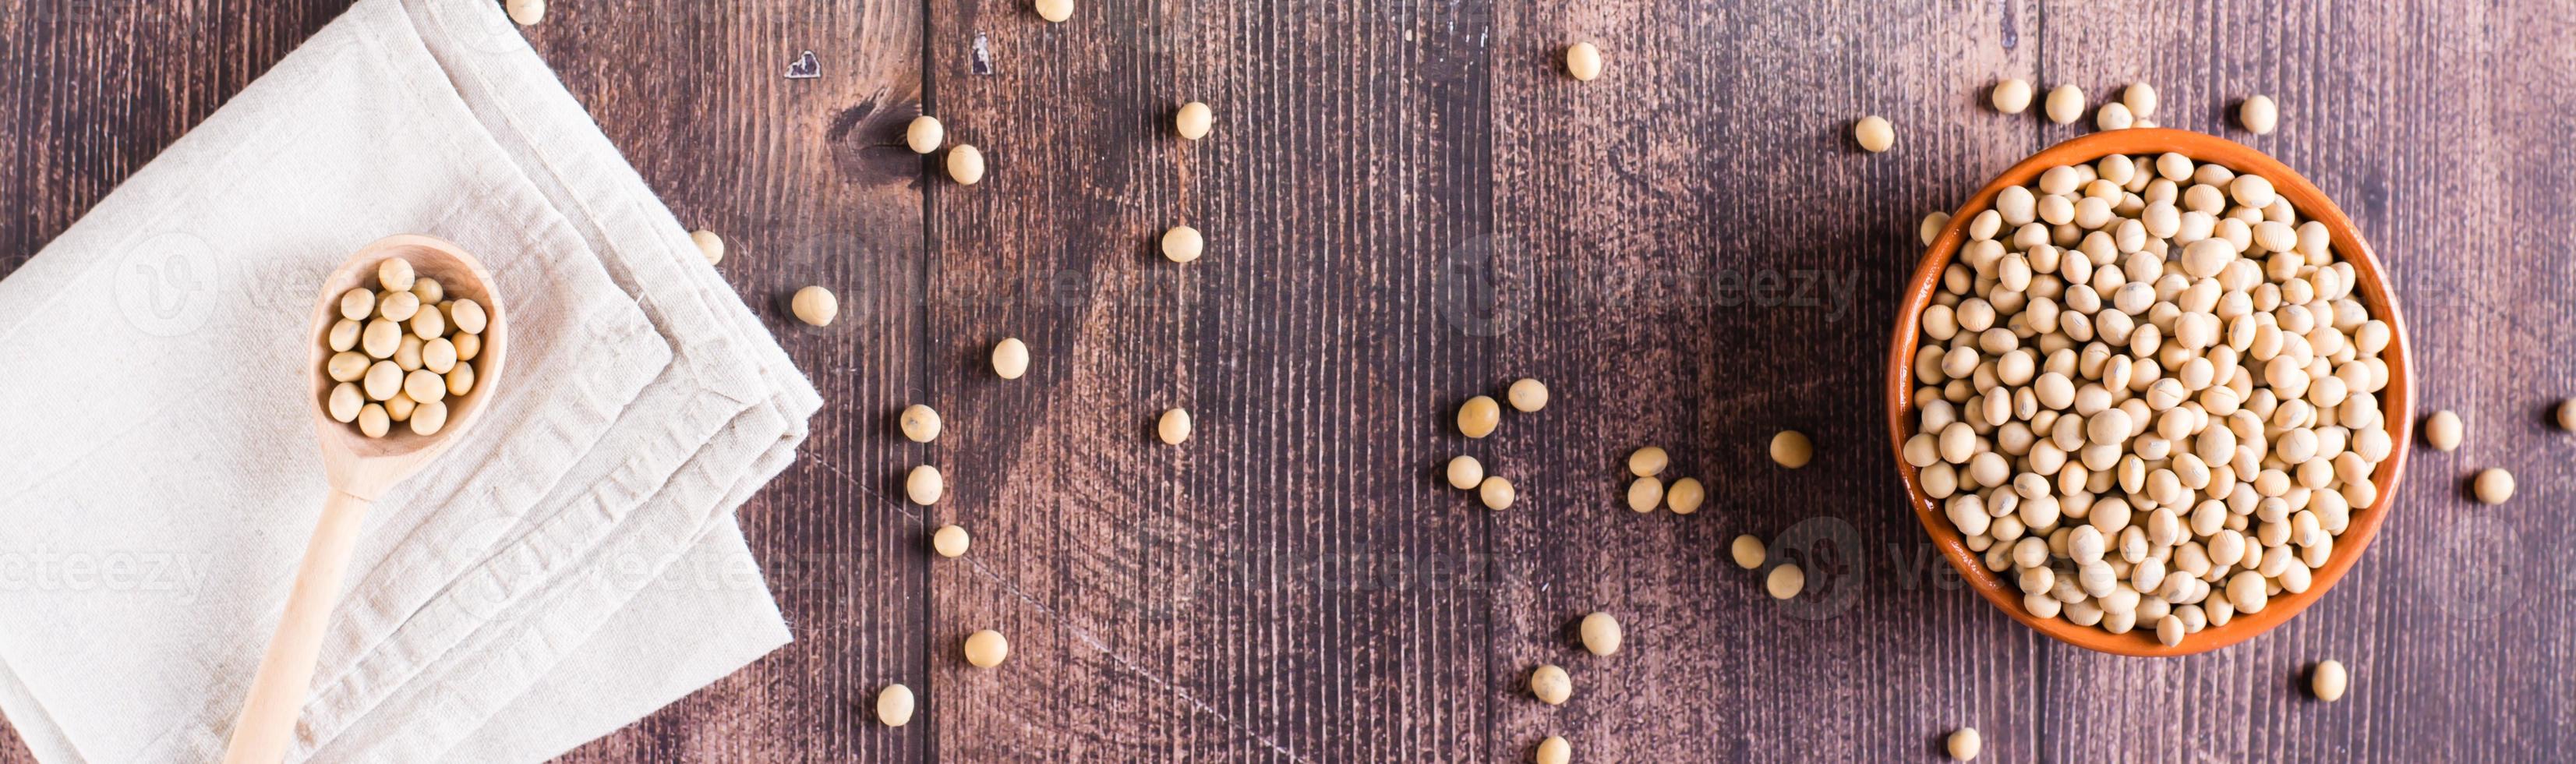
[518,0,931,762]
[916,0,1495,759]
[1485,0,2046,759]
[5,0,2576,762]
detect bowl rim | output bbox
[1885,128,2415,656]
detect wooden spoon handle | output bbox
[221,488,373,764]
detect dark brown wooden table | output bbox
[7,0,2573,760]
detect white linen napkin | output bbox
[0,0,818,760]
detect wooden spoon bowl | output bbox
[301,235,510,495]
[227,234,506,762]
[1885,129,2413,656]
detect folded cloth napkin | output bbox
[0,0,819,760]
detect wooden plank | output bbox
[6,0,2576,761]
[0,1,341,271]
[916,0,1496,759]
[1482,0,2041,760]
[521,0,929,761]
[2030,0,2572,759]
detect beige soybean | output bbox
[2558,399,2576,431]
[1034,0,1073,23]
[1161,225,1204,263]
[1627,477,1664,513]
[2473,468,2515,504]
[2122,83,2159,118]
[451,299,487,334]
[386,392,416,422]
[358,403,390,438]
[992,338,1031,379]
[2044,84,2084,124]
[339,288,376,321]
[1175,101,1214,140]
[447,362,476,397]
[1479,476,1515,510]
[1458,395,1501,438]
[375,256,415,293]
[2310,659,2348,701]
[947,144,987,185]
[329,319,362,352]
[790,286,837,327]
[1766,563,1806,600]
[899,404,942,443]
[963,629,1009,667]
[363,360,405,401]
[394,334,424,371]
[328,383,363,423]
[408,399,449,437]
[408,304,445,339]
[1528,664,1571,706]
[454,331,482,362]
[2095,102,2134,131]
[377,289,421,322]
[1991,78,2033,114]
[1666,477,1705,515]
[362,318,403,359]
[906,465,945,505]
[1564,42,1602,81]
[1507,378,1549,412]
[691,230,726,264]
[1445,455,1485,490]
[1578,612,1622,656]
[422,337,458,374]
[2425,410,2462,451]
[404,369,447,404]
[905,115,945,154]
[1157,408,1194,444]
[2240,94,2279,135]
[1769,430,1814,469]
[876,684,916,727]
[1921,211,1952,246]
[412,277,444,305]
[1627,446,1670,477]
[1946,727,1981,761]
[1855,115,1894,153]
[932,525,971,558]
[328,352,371,382]
[1729,535,1767,569]
[506,0,544,26]
[1535,737,1571,764]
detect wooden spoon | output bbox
[222,234,508,763]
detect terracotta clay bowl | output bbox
[1886,129,2413,656]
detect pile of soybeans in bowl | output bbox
[320,256,487,438]
[1903,152,2394,647]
